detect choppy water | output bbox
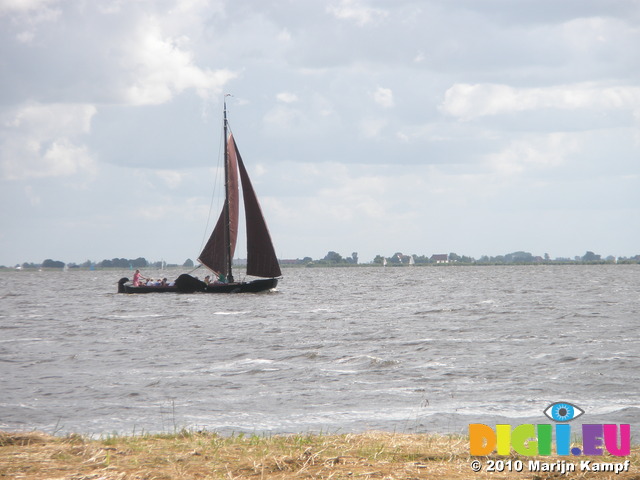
[1,265,638,437]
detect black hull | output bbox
[117,276,278,294]
[117,278,178,294]
[205,277,278,293]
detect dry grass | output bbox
[1,429,638,480]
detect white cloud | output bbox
[156,170,184,189]
[326,0,388,26]
[0,0,59,15]
[5,101,94,135]
[441,83,640,120]
[41,140,96,176]
[24,185,40,206]
[358,116,387,138]
[121,16,236,106]
[485,133,580,177]
[277,28,292,43]
[0,103,97,180]
[263,105,303,131]
[373,87,394,108]
[276,92,299,104]
[133,204,175,221]
[131,195,208,222]
[0,0,61,42]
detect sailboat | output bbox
[118,98,281,294]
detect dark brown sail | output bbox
[197,134,239,276]
[233,137,282,278]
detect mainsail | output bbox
[234,137,282,278]
[198,132,281,279]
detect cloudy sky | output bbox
[1,0,639,266]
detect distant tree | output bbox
[582,251,601,262]
[80,260,93,268]
[505,251,534,263]
[323,251,343,263]
[554,257,572,263]
[350,252,358,264]
[183,258,194,267]
[99,258,131,268]
[42,259,65,268]
[389,252,404,264]
[449,252,461,262]
[130,257,148,268]
[114,258,130,268]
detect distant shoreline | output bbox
[1,261,638,273]
[4,249,638,270]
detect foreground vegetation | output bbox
[1,430,638,479]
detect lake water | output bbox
[1,265,638,437]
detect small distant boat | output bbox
[118,97,281,294]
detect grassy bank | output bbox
[1,430,638,479]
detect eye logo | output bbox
[543,402,584,422]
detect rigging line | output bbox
[186,264,203,275]
[198,110,226,256]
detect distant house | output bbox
[279,259,301,265]
[430,254,448,264]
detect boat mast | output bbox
[223,95,234,283]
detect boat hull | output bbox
[119,284,179,294]
[206,277,278,293]
[117,276,278,294]
[117,278,179,294]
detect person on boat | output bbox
[212,272,228,284]
[132,269,148,287]
[160,278,168,287]
[204,275,211,285]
